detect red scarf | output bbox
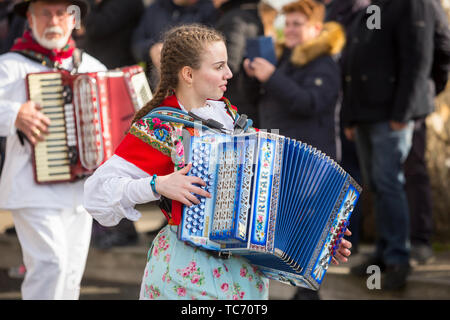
[10,30,75,64]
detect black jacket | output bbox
[131,0,216,89]
[82,0,144,69]
[0,0,27,54]
[325,0,370,28]
[131,0,216,64]
[258,23,346,159]
[341,0,441,126]
[430,0,450,94]
[215,0,264,127]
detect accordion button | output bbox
[186,224,192,229]
[192,228,198,233]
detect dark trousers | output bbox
[0,136,5,177]
[355,121,414,265]
[339,128,363,250]
[404,119,434,246]
[91,218,138,241]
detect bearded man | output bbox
[0,0,106,299]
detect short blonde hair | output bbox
[282,0,325,23]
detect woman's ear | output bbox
[180,66,194,87]
[26,11,33,29]
[313,22,323,37]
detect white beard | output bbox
[31,16,72,50]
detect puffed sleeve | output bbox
[83,154,160,227]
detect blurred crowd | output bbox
[1,0,449,299]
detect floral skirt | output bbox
[139,225,269,300]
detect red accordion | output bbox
[26,65,152,184]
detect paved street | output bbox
[1,204,449,300]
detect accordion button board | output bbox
[185,143,212,236]
[178,134,257,251]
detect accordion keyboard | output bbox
[28,73,75,182]
[211,149,239,235]
[184,142,214,236]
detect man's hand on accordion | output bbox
[331,229,353,265]
[155,163,212,207]
[15,100,51,145]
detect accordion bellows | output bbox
[178,131,362,290]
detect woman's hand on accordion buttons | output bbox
[15,100,51,145]
[331,229,353,265]
[155,163,212,206]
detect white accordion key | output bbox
[28,72,72,183]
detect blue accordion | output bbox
[177,131,362,290]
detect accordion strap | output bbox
[13,48,83,72]
[145,106,252,134]
[145,107,222,133]
[72,48,83,73]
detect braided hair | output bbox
[131,24,226,124]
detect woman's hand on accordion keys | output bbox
[331,229,353,265]
[155,163,212,207]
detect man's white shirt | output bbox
[0,52,106,209]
